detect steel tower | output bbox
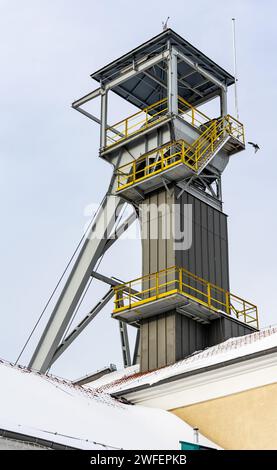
[29,29,258,374]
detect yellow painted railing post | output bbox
[114,289,118,310]
[256,308,259,330]
[179,268,182,292]
[125,118,128,138]
[129,283,131,309]
[195,146,199,170]
[207,283,211,307]
[225,292,230,315]
[181,141,185,163]
[192,108,195,127]
[155,271,159,298]
[161,148,164,170]
[132,162,136,184]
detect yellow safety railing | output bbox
[113,266,259,329]
[117,140,190,190]
[182,114,245,172]
[178,96,210,129]
[116,115,245,191]
[106,98,168,148]
[105,96,212,149]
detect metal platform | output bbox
[116,161,193,201]
[112,291,224,324]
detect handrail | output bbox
[178,96,210,128]
[106,98,168,148]
[116,114,245,191]
[113,266,259,329]
[105,96,212,149]
[116,140,191,190]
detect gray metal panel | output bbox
[140,312,177,372]
[175,314,207,361]
[175,189,229,294]
[166,312,176,365]
[148,318,158,371]
[220,212,230,292]
[140,309,256,372]
[141,187,175,278]
[140,320,149,372]
[208,316,256,346]
[201,202,209,281]
[157,314,167,368]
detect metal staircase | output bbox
[183,114,245,174]
[115,112,245,200]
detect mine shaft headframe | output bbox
[28,29,236,375]
[72,29,234,152]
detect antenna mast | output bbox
[232,18,239,120]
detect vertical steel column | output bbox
[132,330,140,365]
[100,89,108,149]
[119,321,131,367]
[220,88,228,117]
[167,47,178,115]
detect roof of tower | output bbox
[90,28,235,109]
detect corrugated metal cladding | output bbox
[139,187,229,296]
[175,188,230,292]
[175,314,256,362]
[140,188,175,277]
[140,312,256,372]
[138,186,247,372]
[140,312,176,372]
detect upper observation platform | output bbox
[72,29,237,158]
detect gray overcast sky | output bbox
[0,0,276,380]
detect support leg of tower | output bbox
[29,185,124,373]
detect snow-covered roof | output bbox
[0,359,218,450]
[87,326,277,396]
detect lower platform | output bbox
[112,291,220,324]
[112,290,257,331]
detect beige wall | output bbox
[171,382,277,450]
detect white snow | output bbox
[87,326,277,395]
[0,360,218,449]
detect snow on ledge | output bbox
[87,326,277,395]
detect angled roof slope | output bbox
[0,359,218,449]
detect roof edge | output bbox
[111,345,277,398]
[90,28,234,84]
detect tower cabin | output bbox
[74,29,258,372]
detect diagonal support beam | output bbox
[49,288,114,366]
[32,208,136,371]
[173,47,227,91]
[29,172,125,373]
[72,87,102,108]
[74,106,124,139]
[91,270,139,296]
[104,50,169,91]
[102,211,137,255]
